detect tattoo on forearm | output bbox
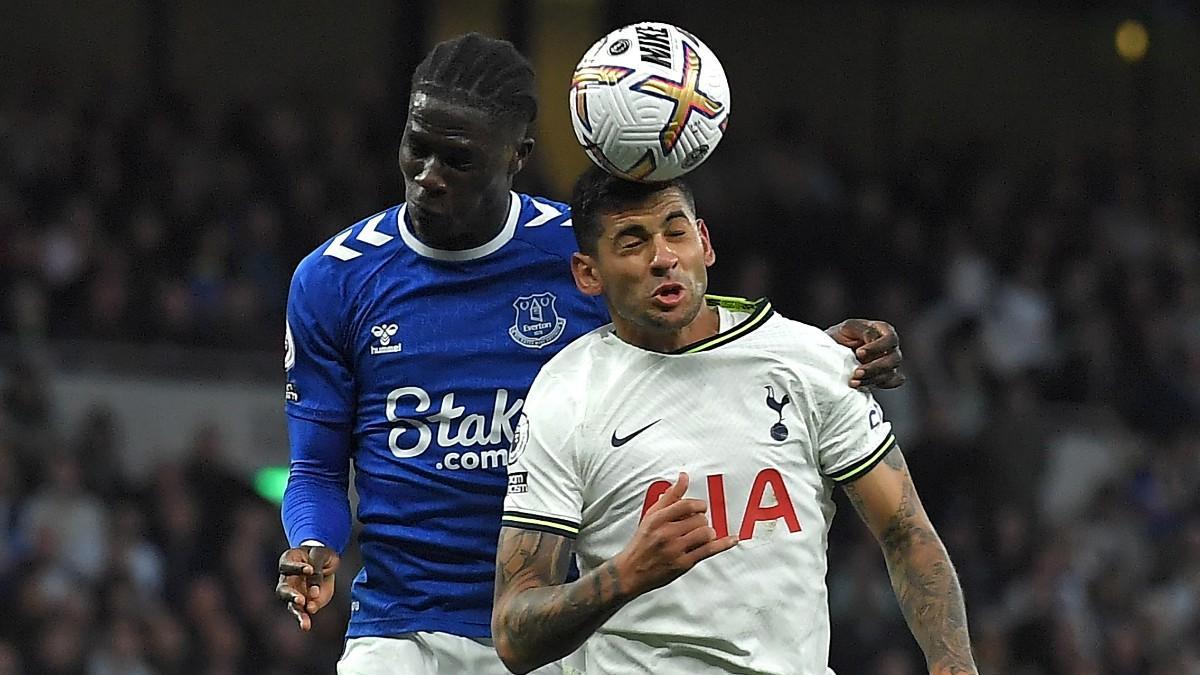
[493,529,626,671]
[844,448,977,674]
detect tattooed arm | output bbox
[491,527,623,674]
[492,472,737,674]
[841,446,978,675]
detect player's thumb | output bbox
[663,472,689,502]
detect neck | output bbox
[409,191,511,250]
[613,304,720,353]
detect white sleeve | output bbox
[501,371,584,538]
[817,353,897,484]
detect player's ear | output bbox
[697,219,716,267]
[510,137,535,175]
[571,251,603,296]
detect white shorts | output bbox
[338,633,585,675]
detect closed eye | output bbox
[443,152,473,171]
[614,228,647,250]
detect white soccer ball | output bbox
[569,22,730,182]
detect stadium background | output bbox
[2,0,1198,673]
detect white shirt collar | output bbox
[396,191,519,261]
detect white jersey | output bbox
[502,297,895,675]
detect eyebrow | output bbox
[406,117,481,149]
[610,209,691,235]
[408,126,476,148]
[611,223,649,239]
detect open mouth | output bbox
[651,283,685,308]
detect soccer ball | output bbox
[569,22,730,182]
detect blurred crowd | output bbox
[0,373,355,674]
[0,73,403,349]
[2,69,1200,673]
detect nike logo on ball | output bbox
[611,419,662,447]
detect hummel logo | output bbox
[611,419,662,447]
[370,323,402,355]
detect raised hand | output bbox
[614,473,738,597]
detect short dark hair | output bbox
[410,33,537,127]
[569,165,696,255]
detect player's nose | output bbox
[649,236,678,272]
[414,157,448,195]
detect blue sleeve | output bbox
[281,254,356,553]
[281,415,353,554]
[285,255,355,423]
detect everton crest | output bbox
[509,293,567,349]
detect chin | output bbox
[644,306,699,331]
[409,205,447,227]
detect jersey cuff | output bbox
[501,511,581,538]
[826,432,897,484]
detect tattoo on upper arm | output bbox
[882,444,906,471]
[879,462,935,554]
[842,480,869,523]
[496,528,572,591]
[842,445,906,525]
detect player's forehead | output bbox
[405,91,502,147]
[600,187,694,231]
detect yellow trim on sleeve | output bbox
[829,433,897,483]
[501,514,581,536]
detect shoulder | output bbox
[290,205,404,297]
[526,324,610,404]
[511,193,579,260]
[759,314,858,391]
[770,317,848,363]
[285,205,403,314]
[294,205,405,279]
[519,194,572,228]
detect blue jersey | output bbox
[282,192,609,638]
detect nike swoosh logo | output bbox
[611,419,662,447]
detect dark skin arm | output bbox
[842,446,977,675]
[826,318,906,389]
[492,473,737,674]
